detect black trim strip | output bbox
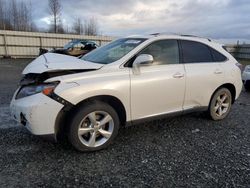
[49,92,74,107]
[126,106,208,126]
[177,40,184,64]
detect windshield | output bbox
[81,38,146,64]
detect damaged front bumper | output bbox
[10,90,64,140]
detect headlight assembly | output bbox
[16,82,59,99]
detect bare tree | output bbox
[18,2,34,31]
[0,0,12,30]
[48,0,62,33]
[72,17,83,34]
[0,0,102,34]
[57,18,65,33]
[0,0,36,31]
[84,17,99,36]
[10,0,19,30]
[0,0,5,29]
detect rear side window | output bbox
[181,40,213,63]
[210,48,227,62]
[138,40,179,65]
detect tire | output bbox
[244,80,250,92]
[208,88,232,121]
[68,101,120,152]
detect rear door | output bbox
[130,40,186,120]
[180,40,227,109]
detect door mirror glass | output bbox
[133,54,154,67]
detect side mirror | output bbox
[132,54,154,74]
[133,54,154,67]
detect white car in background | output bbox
[10,34,242,152]
[242,65,250,91]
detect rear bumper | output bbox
[10,91,64,137]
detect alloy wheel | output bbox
[214,93,230,117]
[77,111,114,148]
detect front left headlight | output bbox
[16,82,59,99]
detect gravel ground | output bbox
[0,58,249,187]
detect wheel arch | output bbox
[75,95,127,124]
[55,95,127,140]
[210,83,236,105]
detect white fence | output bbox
[0,30,114,58]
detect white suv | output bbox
[10,35,242,151]
[242,65,250,91]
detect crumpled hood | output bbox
[22,53,103,74]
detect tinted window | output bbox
[181,40,213,63]
[138,40,179,65]
[210,47,227,62]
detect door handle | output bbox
[214,69,223,74]
[173,72,184,78]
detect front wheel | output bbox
[68,101,120,152]
[208,88,232,121]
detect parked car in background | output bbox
[242,65,250,91]
[11,34,242,152]
[39,39,99,57]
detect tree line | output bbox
[0,0,99,35]
[0,0,36,31]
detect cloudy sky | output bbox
[31,0,250,43]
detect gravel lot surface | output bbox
[0,58,249,187]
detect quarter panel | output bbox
[222,60,242,99]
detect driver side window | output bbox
[139,40,179,65]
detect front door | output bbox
[130,40,186,120]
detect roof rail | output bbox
[150,32,162,36]
[149,32,212,42]
[149,32,174,36]
[180,34,211,42]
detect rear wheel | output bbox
[68,101,120,152]
[208,88,232,121]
